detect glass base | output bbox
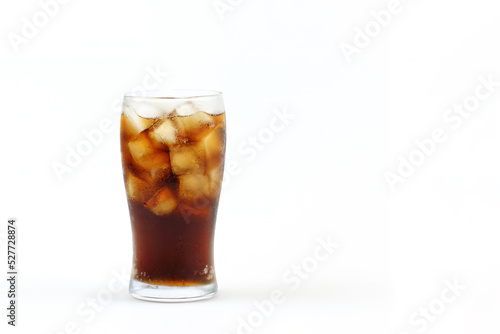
[129,278,217,302]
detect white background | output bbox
[1,0,500,333]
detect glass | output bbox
[120,90,226,302]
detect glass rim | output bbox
[124,89,222,100]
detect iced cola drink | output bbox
[120,91,225,301]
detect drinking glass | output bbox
[120,90,226,302]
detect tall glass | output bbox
[120,90,226,302]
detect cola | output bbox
[120,92,225,300]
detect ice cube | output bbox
[125,173,159,203]
[176,111,216,141]
[128,132,172,183]
[207,165,224,194]
[145,187,177,215]
[170,145,205,175]
[128,131,156,162]
[176,101,200,116]
[149,118,184,147]
[202,126,225,164]
[122,106,155,137]
[144,153,171,184]
[178,174,210,200]
[128,101,175,119]
[199,125,225,194]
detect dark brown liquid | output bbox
[121,111,225,286]
[128,198,218,285]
